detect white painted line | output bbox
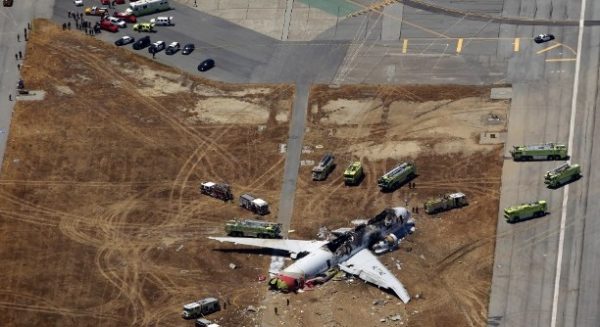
[550,0,586,325]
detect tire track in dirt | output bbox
[0,290,122,322]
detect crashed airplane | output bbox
[209,207,415,303]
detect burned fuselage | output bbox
[268,207,414,292]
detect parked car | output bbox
[115,36,135,46]
[198,59,215,72]
[107,16,127,28]
[3,0,14,7]
[85,6,109,16]
[150,16,174,26]
[534,34,555,44]
[182,43,195,55]
[101,0,125,4]
[132,36,151,50]
[149,40,166,53]
[73,0,83,6]
[165,42,181,55]
[100,19,119,33]
[114,11,137,23]
[133,22,155,33]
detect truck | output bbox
[424,192,468,214]
[84,6,109,16]
[343,161,364,186]
[199,182,233,202]
[544,163,582,188]
[182,297,220,320]
[239,193,270,215]
[312,153,335,181]
[510,143,568,161]
[126,0,170,17]
[504,200,547,223]
[377,162,416,191]
[225,219,282,238]
[133,22,155,32]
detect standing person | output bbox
[15,53,18,61]
[17,64,20,70]
[68,11,71,18]
[67,22,71,30]
[18,51,22,59]
[9,94,12,101]
[17,34,20,42]
[28,22,31,30]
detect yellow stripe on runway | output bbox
[402,39,408,54]
[537,43,561,54]
[456,38,463,53]
[514,38,520,52]
[545,58,577,62]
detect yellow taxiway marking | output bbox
[514,38,520,52]
[456,38,463,53]
[545,58,577,62]
[537,43,561,54]
[402,39,408,53]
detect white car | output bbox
[107,16,127,28]
[165,41,180,55]
[149,40,166,53]
[73,0,83,6]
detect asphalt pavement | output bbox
[0,0,55,171]
[487,0,600,326]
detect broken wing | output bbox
[208,237,327,256]
[338,248,410,303]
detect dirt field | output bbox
[259,84,508,327]
[0,20,292,327]
[0,20,508,327]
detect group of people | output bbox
[9,23,31,102]
[65,11,101,36]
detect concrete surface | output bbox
[487,0,600,326]
[0,0,55,172]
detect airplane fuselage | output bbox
[271,207,411,290]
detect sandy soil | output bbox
[0,20,508,327]
[0,20,291,327]
[259,84,508,327]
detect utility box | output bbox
[312,153,335,181]
[239,193,270,215]
[182,297,220,320]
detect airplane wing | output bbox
[338,248,410,303]
[208,237,328,256]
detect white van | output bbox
[150,16,174,26]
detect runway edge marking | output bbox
[550,0,587,325]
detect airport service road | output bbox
[0,0,55,171]
[488,0,600,326]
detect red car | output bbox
[100,19,119,33]
[114,11,137,23]
[100,0,125,4]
